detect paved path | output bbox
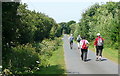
[63,34,118,74]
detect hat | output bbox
[97,33,100,36]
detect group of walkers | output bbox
[68,33,104,62]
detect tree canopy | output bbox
[69,2,119,49]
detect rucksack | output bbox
[97,38,103,46]
[77,37,80,42]
[82,40,88,49]
[70,37,73,42]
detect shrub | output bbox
[5,44,40,73]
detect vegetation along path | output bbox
[63,34,118,74]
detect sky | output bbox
[21,0,120,23]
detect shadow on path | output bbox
[86,59,92,62]
[101,58,107,61]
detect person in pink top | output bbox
[94,33,104,61]
[80,36,89,62]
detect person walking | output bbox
[80,36,89,62]
[94,33,104,61]
[68,34,74,49]
[77,35,81,49]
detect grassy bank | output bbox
[34,41,66,74]
[89,45,119,64]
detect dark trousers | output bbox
[70,41,73,45]
[70,41,73,49]
[96,46,103,57]
[81,49,88,61]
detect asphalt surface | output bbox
[63,34,118,74]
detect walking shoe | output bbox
[84,60,87,62]
[96,57,99,61]
[96,56,99,61]
[99,56,102,61]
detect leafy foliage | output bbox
[9,44,39,73]
[69,2,119,49]
[2,1,119,75]
[2,2,62,74]
[59,20,76,34]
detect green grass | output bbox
[89,45,119,64]
[34,42,66,74]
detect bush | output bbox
[113,42,119,49]
[37,37,61,68]
[4,44,40,74]
[2,37,62,74]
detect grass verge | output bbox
[34,42,66,74]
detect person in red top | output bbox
[94,33,104,61]
[80,36,89,62]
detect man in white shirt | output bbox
[68,34,74,49]
[77,35,81,49]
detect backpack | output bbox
[77,37,81,42]
[82,40,88,49]
[97,38,103,46]
[70,37,73,42]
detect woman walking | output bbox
[80,36,89,62]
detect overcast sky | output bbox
[22,0,120,23]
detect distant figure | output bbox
[68,34,74,49]
[77,35,81,49]
[80,36,89,62]
[94,33,104,61]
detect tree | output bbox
[77,2,119,48]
